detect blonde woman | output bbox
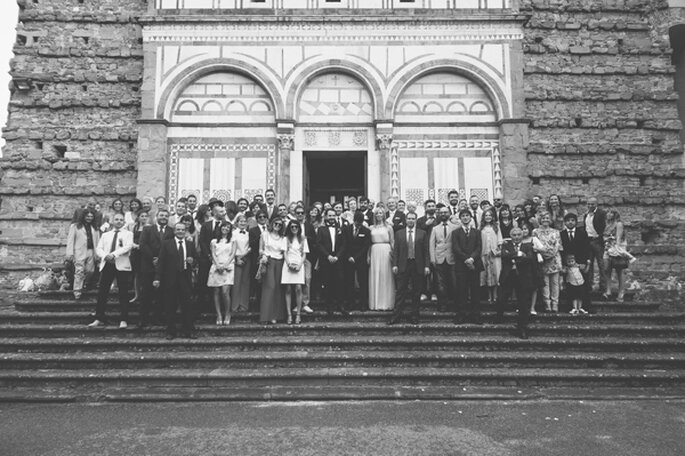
[368,207,395,310]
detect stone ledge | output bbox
[0,239,65,247]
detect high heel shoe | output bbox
[295,314,301,325]
[287,315,292,325]
[223,315,231,326]
[216,317,222,326]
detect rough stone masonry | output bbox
[0,0,684,302]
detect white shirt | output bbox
[585,211,598,238]
[176,238,186,269]
[328,226,337,251]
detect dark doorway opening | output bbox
[303,151,366,207]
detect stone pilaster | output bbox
[277,122,295,202]
[498,119,529,204]
[375,122,394,202]
[136,119,169,201]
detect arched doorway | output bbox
[392,72,501,206]
[167,71,277,204]
[292,72,377,205]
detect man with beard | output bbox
[138,208,174,328]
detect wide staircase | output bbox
[1,291,684,402]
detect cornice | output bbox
[142,20,525,43]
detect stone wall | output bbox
[1,0,684,299]
[0,0,146,285]
[521,0,685,299]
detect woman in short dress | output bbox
[207,222,236,326]
[259,218,287,324]
[368,207,395,311]
[231,214,252,312]
[603,208,634,302]
[282,220,307,325]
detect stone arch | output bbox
[385,59,510,120]
[285,59,384,120]
[157,58,284,120]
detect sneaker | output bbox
[530,310,537,316]
[569,309,579,315]
[578,308,588,315]
[119,321,128,329]
[420,294,428,301]
[431,294,438,302]
[87,320,105,327]
[302,305,314,314]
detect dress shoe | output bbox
[119,321,128,329]
[339,308,350,317]
[302,305,314,314]
[431,294,438,302]
[87,320,105,327]
[420,294,428,301]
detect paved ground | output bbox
[2,400,684,456]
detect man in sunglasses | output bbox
[248,210,270,309]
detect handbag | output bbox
[255,260,267,282]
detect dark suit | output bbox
[248,224,267,309]
[452,226,484,320]
[417,213,438,297]
[138,224,174,325]
[316,224,347,313]
[561,227,593,310]
[498,240,536,330]
[386,210,406,232]
[343,223,371,309]
[392,227,429,320]
[155,237,198,337]
[360,208,373,226]
[583,208,607,291]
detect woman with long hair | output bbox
[194,204,211,234]
[66,208,100,300]
[480,208,502,305]
[498,206,514,240]
[520,222,545,315]
[102,198,125,232]
[603,208,635,302]
[259,218,287,324]
[533,211,563,312]
[125,198,142,228]
[546,194,567,231]
[207,222,236,325]
[282,220,307,324]
[180,214,198,248]
[368,207,395,311]
[129,210,149,303]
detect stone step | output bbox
[2,322,685,338]
[13,299,661,313]
[2,310,682,326]
[2,335,684,354]
[1,367,682,390]
[2,350,683,370]
[3,385,685,403]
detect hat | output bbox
[208,198,224,209]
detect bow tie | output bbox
[240,230,246,234]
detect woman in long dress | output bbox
[480,209,502,305]
[259,218,287,324]
[231,214,252,312]
[368,207,395,311]
[533,211,563,312]
[207,222,236,325]
[282,220,307,325]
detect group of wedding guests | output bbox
[64,189,635,339]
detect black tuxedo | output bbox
[248,225,267,308]
[392,227,429,320]
[302,221,318,264]
[138,224,174,325]
[360,208,373,226]
[498,240,536,330]
[343,224,371,309]
[561,227,592,310]
[316,224,348,313]
[155,237,198,337]
[451,227,484,319]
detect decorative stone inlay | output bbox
[143,22,525,43]
[395,140,499,150]
[492,144,503,200]
[302,129,368,149]
[376,133,398,198]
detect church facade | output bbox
[2,0,685,298]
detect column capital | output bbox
[277,133,295,151]
[376,133,393,151]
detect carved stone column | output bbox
[136,119,168,201]
[277,132,295,202]
[376,122,395,203]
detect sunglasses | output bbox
[295,212,305,215]
[274,222,283,226]
[257,215,267,219]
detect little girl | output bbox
[565,254,587,315]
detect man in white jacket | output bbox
[88,213,133,329]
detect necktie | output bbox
[354,227,358,237]
[513,243,519,269]
[443,223,447,238]
[178,240,185,271]
[569,230,574,241]
[465,228,470,237]
[110,230,119,253]
[408,230,415,259]
[473,211,478,229]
